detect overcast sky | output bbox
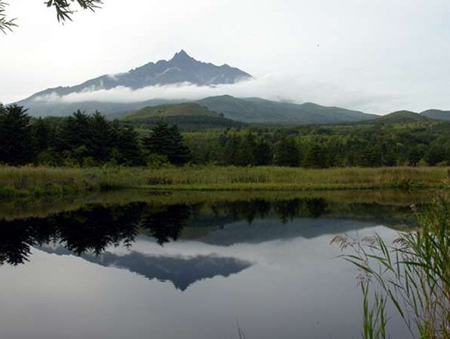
[1,0,449,114]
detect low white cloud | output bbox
[33,74,404,114]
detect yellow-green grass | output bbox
[141,166,450,191]
[0,188,436,221]
[0,165,449,197]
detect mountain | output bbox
[14,50,380,124]
[196,95,378,124]
[421,109,450,121]
[22,50,251,101]
[124,102,246,130]
[15,50,251,117]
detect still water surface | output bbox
[0,192,423,338]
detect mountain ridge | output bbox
[420,109,450,121]
[196,95,379,124]
[18,50,252,103]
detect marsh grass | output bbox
[333,193,450,339]
[0,188,433,222]
[0,166,148,197]
[0,165,449,197]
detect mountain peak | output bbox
[20,51,252,110]
[171,50,194,62]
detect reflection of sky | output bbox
[0,219,411,339]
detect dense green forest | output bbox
[1,103,450,168]
[185,120,450,167]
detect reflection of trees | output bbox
[140,204,192,245]
[212,200,271,224]
[0,202,197,266]
[0,197,334,266]
[209,198,327,223]
[55,203,144,255]
[305,198,328,218]
[0,220,34,266]
[0,203,146,266]
[273,199,302,223]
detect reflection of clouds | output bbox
[10,224,407,339]
[38,219,392,291]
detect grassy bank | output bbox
[0,165,449,197]
[0,188,436,221]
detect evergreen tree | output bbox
[254,137,272,166]
[303,143,328,168]
[167,124,191,166]
[142,121,191,166]
[0,104,33,165]
[220,130,241,165]
[58,110,91,152]
[31,118,54,155]
[110,121,144,166]
[236,132,257,166]
[273,136,300,167]
[88,111,113,163]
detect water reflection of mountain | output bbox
[197,218,378,246]
[0,197,415,266]
[40,245,252,291]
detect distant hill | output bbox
[421,109,450,121]
[125,102,246,131]
[196,95,378,124]
[17,99,183,119]
[126,103,218,120]
[368,110,429,125]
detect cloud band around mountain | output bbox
[33,74,399,114]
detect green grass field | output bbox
[0,165,449,197]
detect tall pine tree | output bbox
[142,121,191,166]
[0,105,33,165]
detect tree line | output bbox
[0,104,190,167]
[187,123,450,168]
[1,104,449,168]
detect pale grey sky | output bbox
[1,0,449,114]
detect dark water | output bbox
[0,192,422,339]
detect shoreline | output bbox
[0,165,448,197]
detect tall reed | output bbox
[333,192,450,338]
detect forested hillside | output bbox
[1,104,449,168]
[196,95,377,124]
[125,103,246,131]
[185,120,450,167]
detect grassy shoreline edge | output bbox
[0,166,449,197]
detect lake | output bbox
[0,190,430,339]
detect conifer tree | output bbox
[110,121,144,166]
[89,111,113,163]
[273,136,300,167]
[303,143,329,168]
[0,104,33,165]
[142,121,191,166]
